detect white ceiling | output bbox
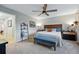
[2,4,79,20]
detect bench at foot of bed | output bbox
[34,38,56,51]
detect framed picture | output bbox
[29,21,36,28]
[8,20,12,27]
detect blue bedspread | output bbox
[34,31,63,47]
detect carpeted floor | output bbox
[6,39,79,54]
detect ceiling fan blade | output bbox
[47,9,57,12]
[45,13,49,16]
[32,11,41,12]
[43,4,47,11]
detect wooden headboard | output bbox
[44,24,62,31]
[44,24,62,28]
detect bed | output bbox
[34,24,63,51]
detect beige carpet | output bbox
[6,40,79,54]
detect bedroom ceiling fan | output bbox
[32,4,58,16]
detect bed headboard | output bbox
[44,24,62,32]
[44,24,62,28]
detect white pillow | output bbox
[52,28,56,32]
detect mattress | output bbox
[34,31,63,47]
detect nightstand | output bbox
[62,31,77,41]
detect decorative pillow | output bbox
[46,28,61,32]
[52,28,56,32]
[47,28,52,32]
[56,28,61,32]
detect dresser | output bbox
[62,31,77,41]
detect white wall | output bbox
[43,14,76,31]
[28,17,37,35]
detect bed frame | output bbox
[34,24,62,51]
